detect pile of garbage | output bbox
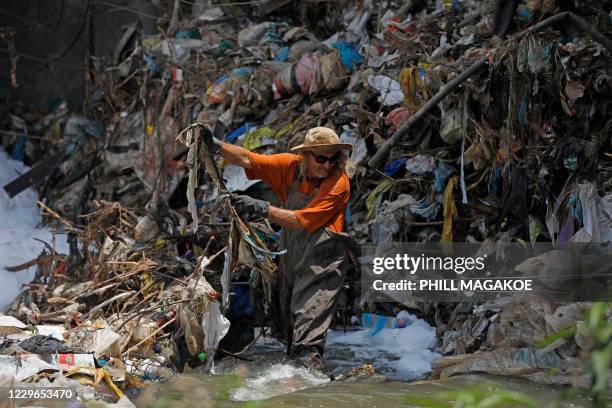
[1,0,611,404]
[0,197,230,403]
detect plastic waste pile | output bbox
[1,0,611,404]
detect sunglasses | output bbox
[312,152,341,165]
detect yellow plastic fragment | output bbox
[442,176,458,242]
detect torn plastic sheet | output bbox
[361,311,418,337]
[238,22,274,47]
[104,113,144,172]
[64,115,104,140]
[223,164,261,192]
[243,127,276,150]
[434,162,454,193]
[409,196,439,220]
[89,327,122,358]
[382,194,417,213]
[226,122,257,143]
[0,354,58,381]
[176,124,206,232]
[339,130,367,165]
[201,301,230,372]
[385,107,412,135]
[295,52,322,95]
[370,194,415,245]
[367,75,404,106]
[368,51,400,68]
[346,6,371,39]
[370,212,399,246]
[0,354,95,382]
[366,178,392,220]
[320,50,349,92]
[198,7,224,21]
[0,314,27,334]
[440,108,463,144]
[384,158,408,176]
[432,347,571,380]
[568,183,608,243]
[332,42,363,71]
[177,123,280,278]
[152,39,208,63]
[399,67,428,110]
[405,155,436,175]
[517,34,546,74]
[599,194,612,243]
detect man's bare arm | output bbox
[268,206,305,231]
[217,142,302,230]
[219,142,252,169]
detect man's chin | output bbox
[306,168,329,180]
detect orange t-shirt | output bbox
[244,152,350,234]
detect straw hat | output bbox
[290,127,353,153]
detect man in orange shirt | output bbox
[205,127,351,369]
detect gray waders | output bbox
[274,169,349,368]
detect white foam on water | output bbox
[230,363,330,401]
[326,316,441,380]
[0,147,69,311]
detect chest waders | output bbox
[275,168,349,367]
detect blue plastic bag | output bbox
[384,158,408,176]
[332,42,364,72]
[226,123,256,142]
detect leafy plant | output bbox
[583,302,612,406]
[535,325,577,349]
[533,302,612,406]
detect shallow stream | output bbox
[134,322,600,408]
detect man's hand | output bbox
[231,194,269,218]
[202,124,222,155]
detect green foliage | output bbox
[535,325,577,349]
[584,302,612,405]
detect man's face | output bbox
[306,150,340,179]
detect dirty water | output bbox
[136,369,596,408]
[134,327,598,408]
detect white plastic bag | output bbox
[201,301,230,372]
[367,75,403,106]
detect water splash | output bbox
[230,363,330,401]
